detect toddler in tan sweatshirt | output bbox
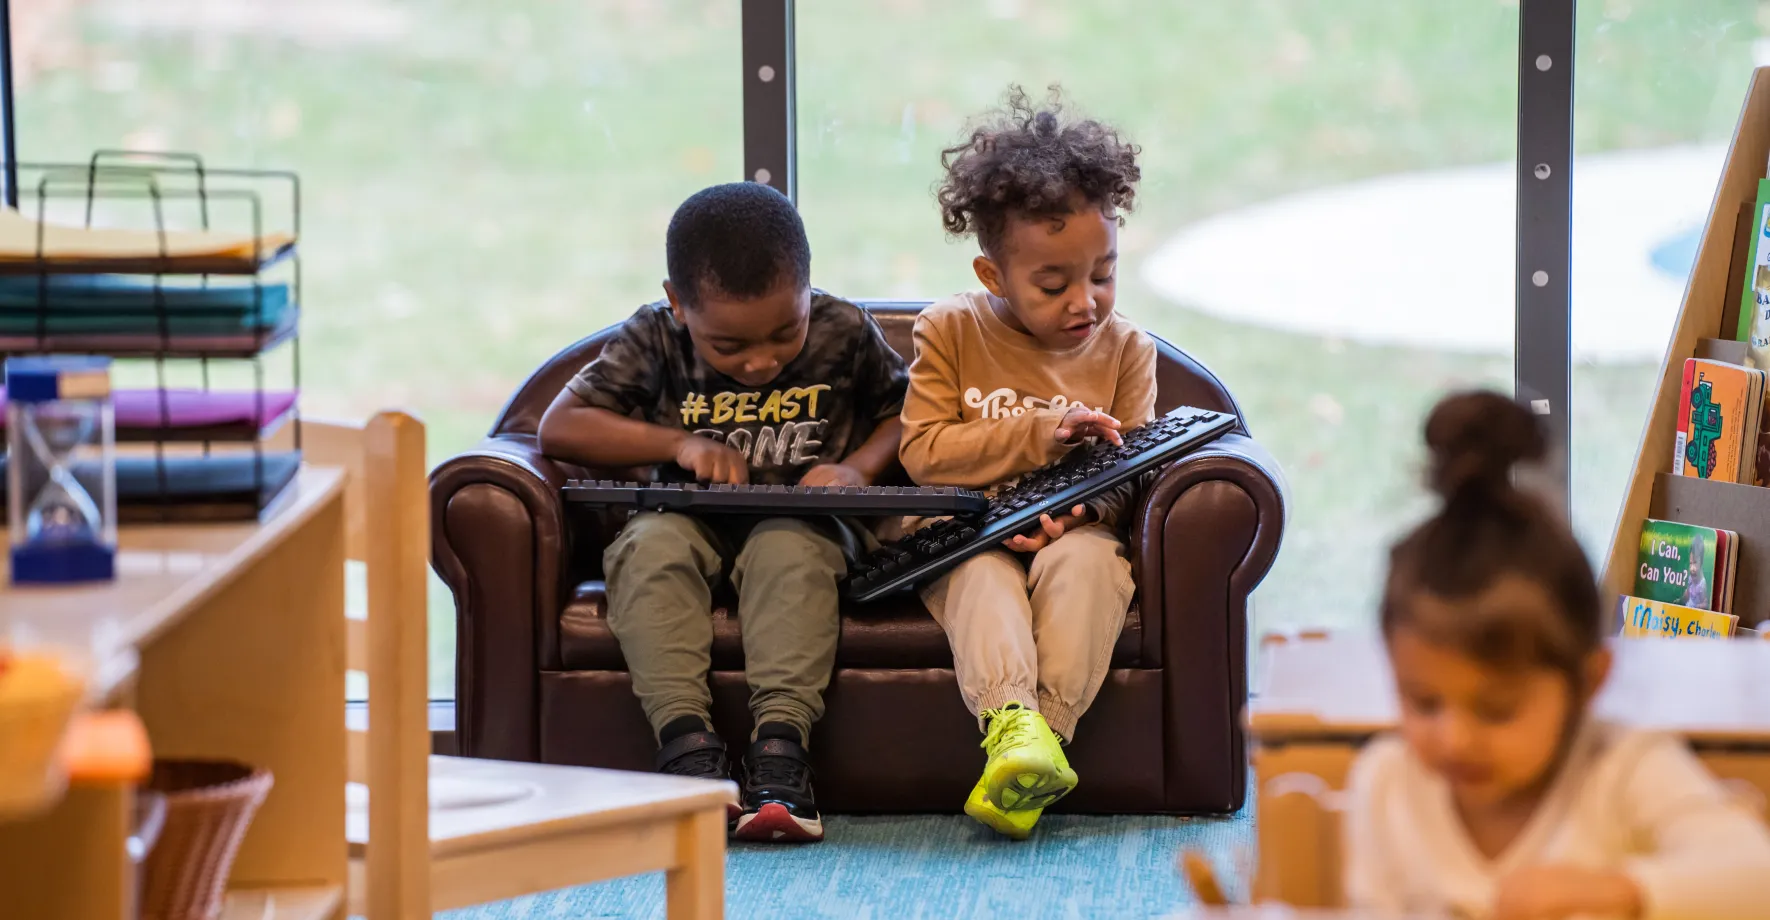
[900,86,1154,839]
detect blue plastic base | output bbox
[11,541,115,584]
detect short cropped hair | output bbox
[665,182,811,306]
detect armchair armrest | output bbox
[430,434,579,761]
[1130,432,1287,812]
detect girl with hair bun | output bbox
[1343,390,1770,919]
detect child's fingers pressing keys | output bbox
[1088,420,1125,446]
[696,449,749,484]
[1074,410,1124,445]
[1054,407,1123,445]
[1054,406,1101,441]
[675,436,750,485]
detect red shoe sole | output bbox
[731,802,823,843]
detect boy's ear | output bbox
[973,255,1007,298]
[664,280,686,323]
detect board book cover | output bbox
[1635,519,1737,612]
[1737,177,1770,367]
[1614,595,1738,639]
[1695,342,1770,487]
[1672,358,1765,483]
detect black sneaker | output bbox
[655,721,739,822]
[732,723,823,843]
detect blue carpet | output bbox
[441,809,1253,919]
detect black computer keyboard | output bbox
[560,480,990,518]
[843,405,1238,602]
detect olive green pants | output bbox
[602,511,846,744]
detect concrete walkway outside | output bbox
[1141,145,1725,364]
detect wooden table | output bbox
[352,755,735,917]
[1248,632,1770,908]
[0,467,348,920]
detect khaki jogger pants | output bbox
[920,523,1135,741]
[603,511,846,744]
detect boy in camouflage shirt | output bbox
[538,183,908,842]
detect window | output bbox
[16,0,1733,697]
[13,0,742,697]
[798,1,1521,634]
[1570,4,1757,558]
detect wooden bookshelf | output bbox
[0,466,348,919]
[1602,65,1770,636]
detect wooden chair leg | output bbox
[665,807,725,920]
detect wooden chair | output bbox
[295,412,736,919]
[1250,629,1351,909]
[1252,771,1346,907]
[303,412,430,919]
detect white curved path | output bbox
[1141,145,1725,364]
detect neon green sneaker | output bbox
[964,774,1040,839]
[979,702,1077,812]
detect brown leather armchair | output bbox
[430,301,1285,815]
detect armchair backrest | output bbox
[488,300,1247,439]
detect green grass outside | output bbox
[11,0,1761,697]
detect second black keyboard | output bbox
[843,405,1238,601]
[560,480,990,518]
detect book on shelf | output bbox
[1693,340,1770,487]
[1723,201,1756,340]
[1672,358,1766,484]
[1614,595,1738,639]
[1635,519,1738,613]
[1737,179,1770,367]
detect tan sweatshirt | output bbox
[899,291,1158,527]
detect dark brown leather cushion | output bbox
[559,580,1142,671]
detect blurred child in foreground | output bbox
[1343,390,1770,919]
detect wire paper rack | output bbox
[0,150,303,522]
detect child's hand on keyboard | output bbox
[800,463,869,488]
[1004,504,1091,552]
[1055,407,1123,446]
[675,434,750,485]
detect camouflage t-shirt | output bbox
[565,291,909,485]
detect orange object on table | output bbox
[0,651,86,817]
[60,710,151,784]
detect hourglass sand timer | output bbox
[6,357,117,584]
